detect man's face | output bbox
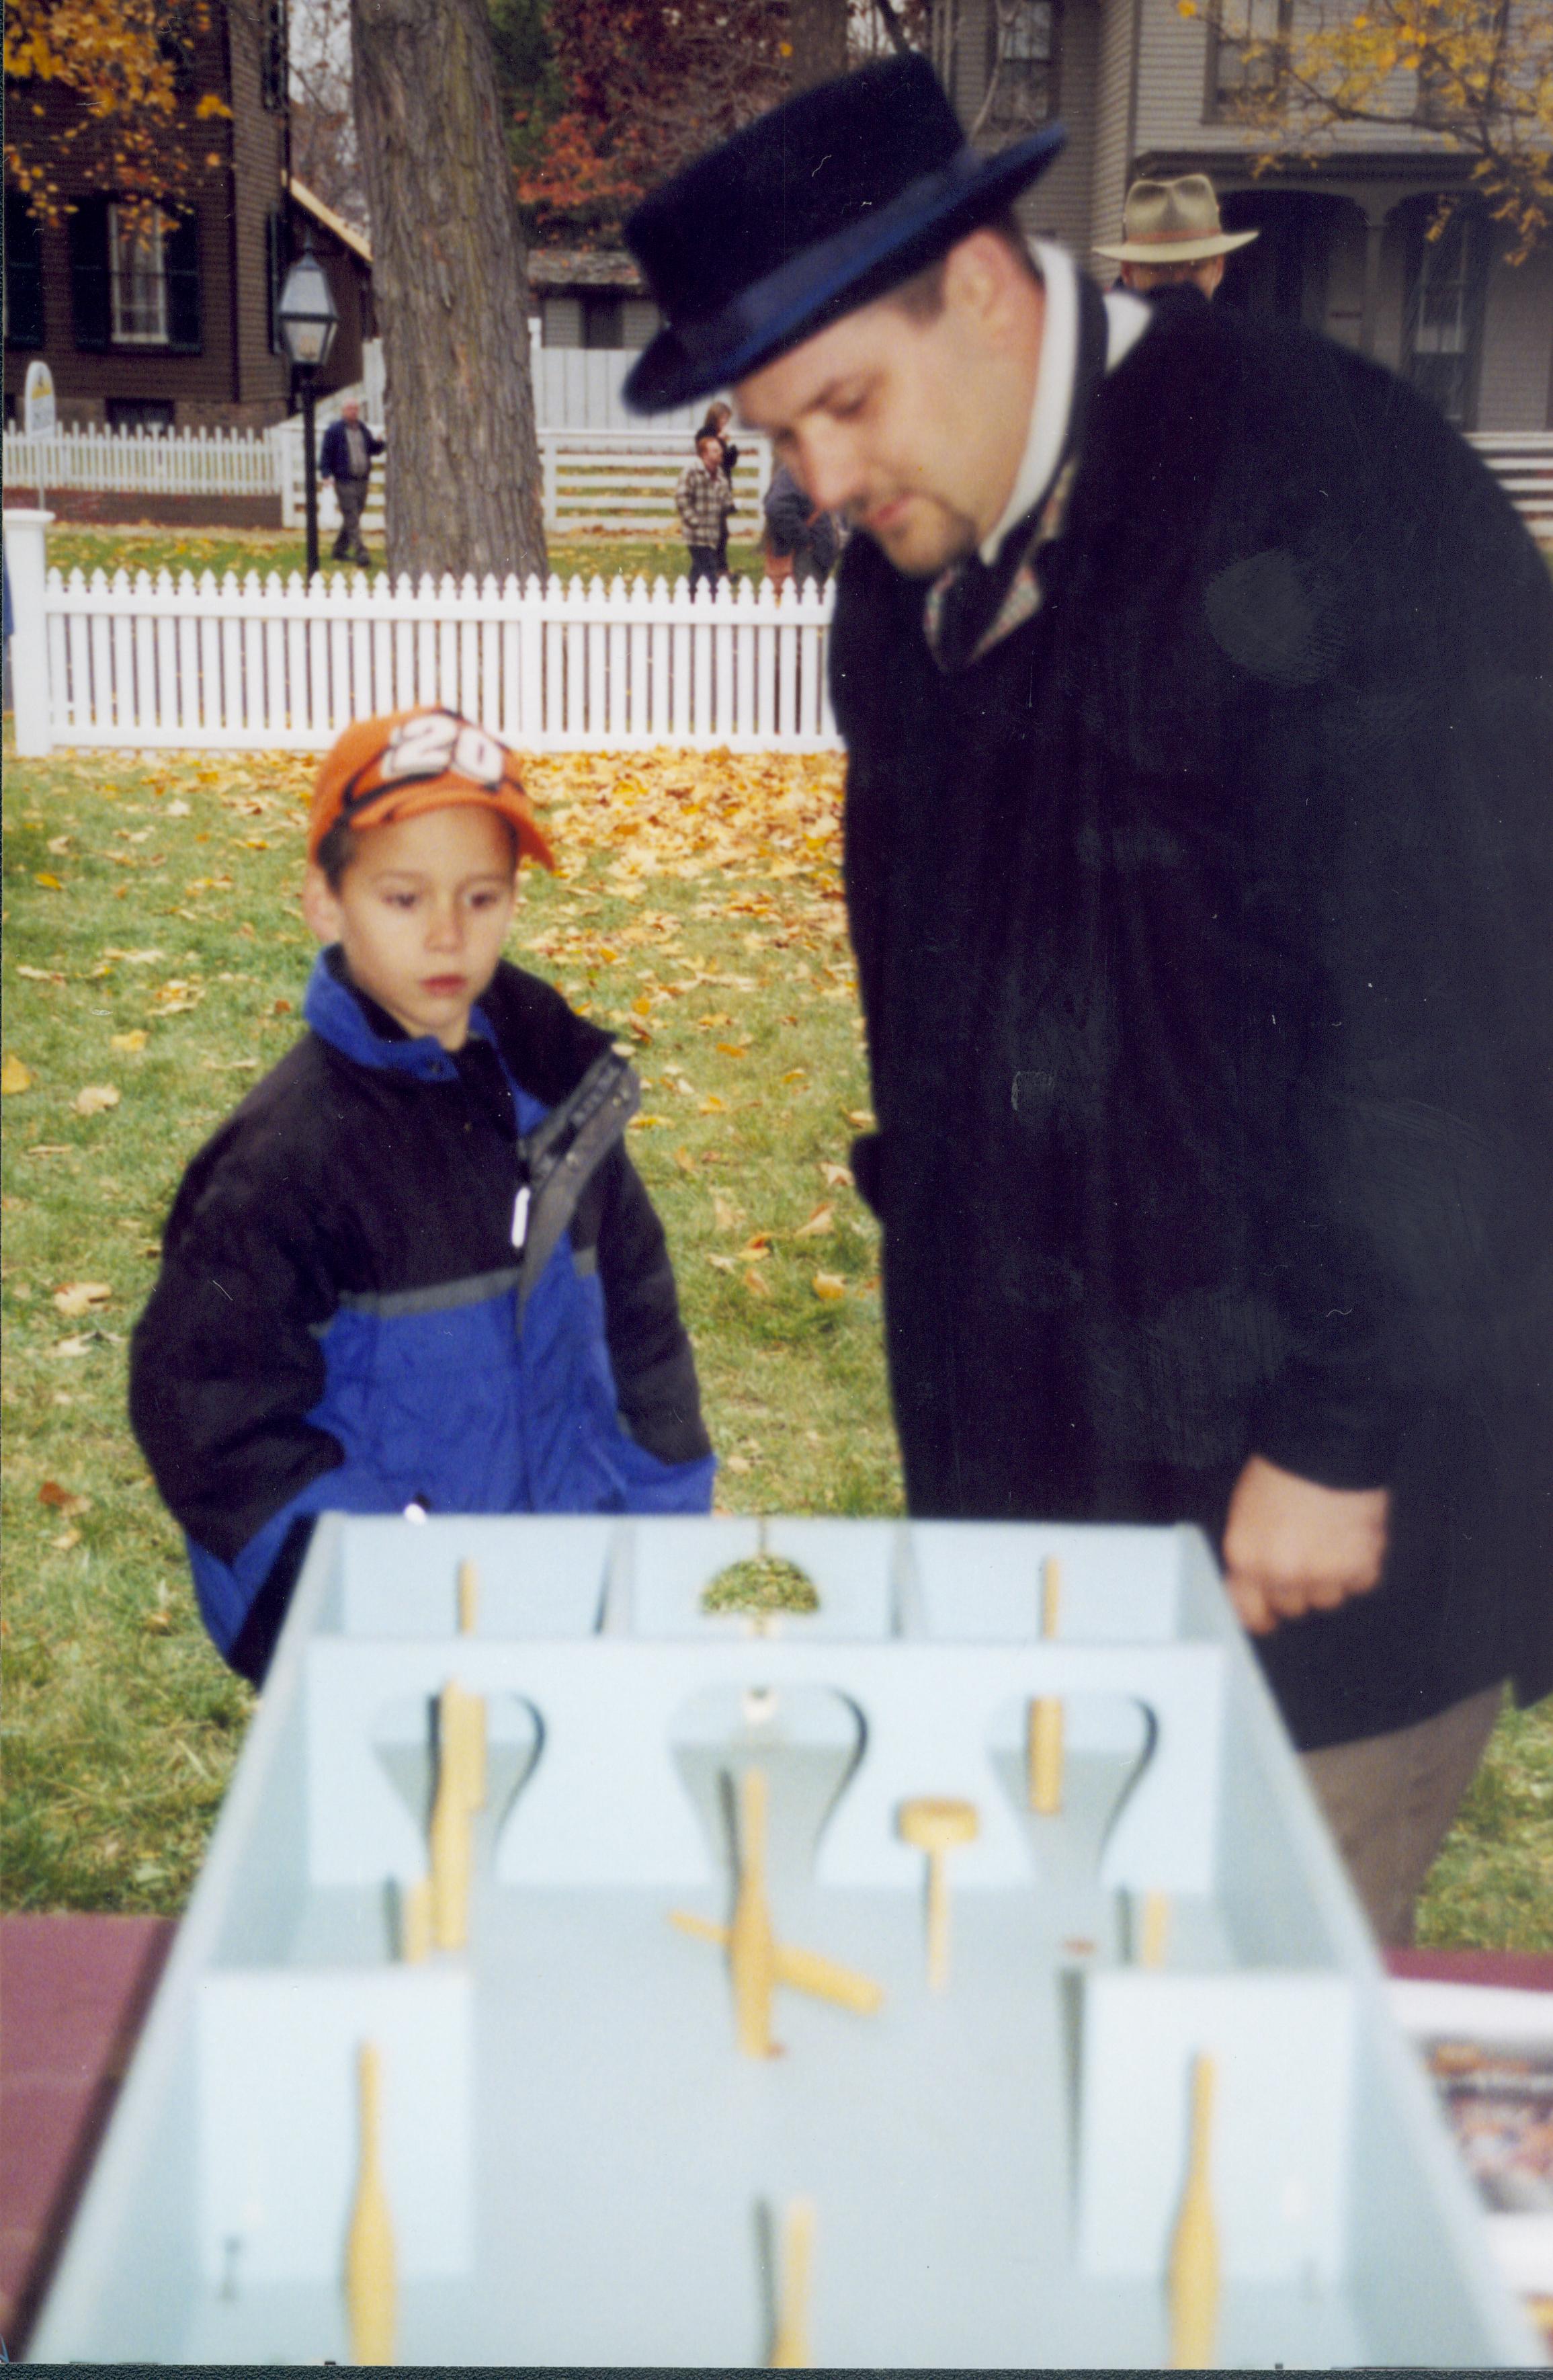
[735,235,1044,580]
[342,399,361,423]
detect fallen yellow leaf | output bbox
[712,1194,744,1232]
[1,1055,35,1095]
[708,1254,737,1273]
[845,1108,876,1129]
[716,1042,750,1058]
[698,1096,726,1114]
[34,872,63,890]
[53,1282,112,1317]
[73,1085,121,1117]
[110,1030,149,1055]
[50,1526,82,1552]
[820,1161,853,1189]
[812,1272,847,1301]
[794,1206,834,1239]
[743,1268,771,1297]
[741,1234,772,1258]
[673,1147,698,1175]
[51,1335,95,1359]
[780,1067,808,1084]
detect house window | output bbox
[68,195,201,353]
[582,294,624,349]
[984,1,1058,131]
[541,295,583,347]
[1405,206,1485,427]
[5,187,46,350]
[1208,0,1290,115]
[110,204,170,343]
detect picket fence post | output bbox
[5,508,56,755]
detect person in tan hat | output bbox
[130,706,713,1684]
[1093,173,1257,298]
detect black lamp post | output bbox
[276,239,340,580]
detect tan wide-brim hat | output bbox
[1093,173,1260,263]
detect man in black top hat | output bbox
[622,58,1552,1944]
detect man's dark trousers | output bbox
[333,478,370,566]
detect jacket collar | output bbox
[303,946,493,1084]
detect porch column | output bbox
[1359,212,1388,358]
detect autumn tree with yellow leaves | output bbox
[3,0,235,221]
[1189,0,1553,261]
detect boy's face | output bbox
[302,806,517,1051]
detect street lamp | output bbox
[276,239,339,581]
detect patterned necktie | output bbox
[923,271,1109,675]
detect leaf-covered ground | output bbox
[46,526,771,587]
[1,737,900,1912]
[2,735,1548,1941]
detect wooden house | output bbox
[935,0,1553,432]
[3,2,372,432]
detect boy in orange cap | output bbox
[130,707,714,1681]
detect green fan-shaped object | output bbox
[701,1552,820,1614]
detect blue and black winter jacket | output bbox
[130,951,714,1680]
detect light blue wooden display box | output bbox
[28,1514,1538,2367]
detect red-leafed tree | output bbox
[511,0,927,243]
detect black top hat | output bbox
[623,55,1065,414]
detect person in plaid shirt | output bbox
[675,431,736,596]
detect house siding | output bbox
[1089,0,1138,271]
[3,5,293,428]
[226,0,290,417]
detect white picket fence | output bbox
[7,418,773,542]
[4,523,837,757]
[3,423,279,501]
[9,413,1549,540]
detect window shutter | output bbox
[5,189,46,350]
[69,193,112,352]
[265,209,286,353]
[165,209,202,352]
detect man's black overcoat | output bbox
[830,290,1552,1752]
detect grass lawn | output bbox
[2,734,1548,1943]
[46,525,772,588]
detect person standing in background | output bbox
[1093,174,1256,299]
[675,429,735,596]
[698,400,741,575]
[763,460,840,589]
[320,397,386,570]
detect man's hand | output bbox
[1222,1454,1390,1635]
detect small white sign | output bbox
[23,360,55,437]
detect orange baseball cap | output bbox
[308,706,555,870]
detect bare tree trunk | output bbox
[350,0,546,583]
[788,0,849,91]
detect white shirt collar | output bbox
[978,241,1151,564]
